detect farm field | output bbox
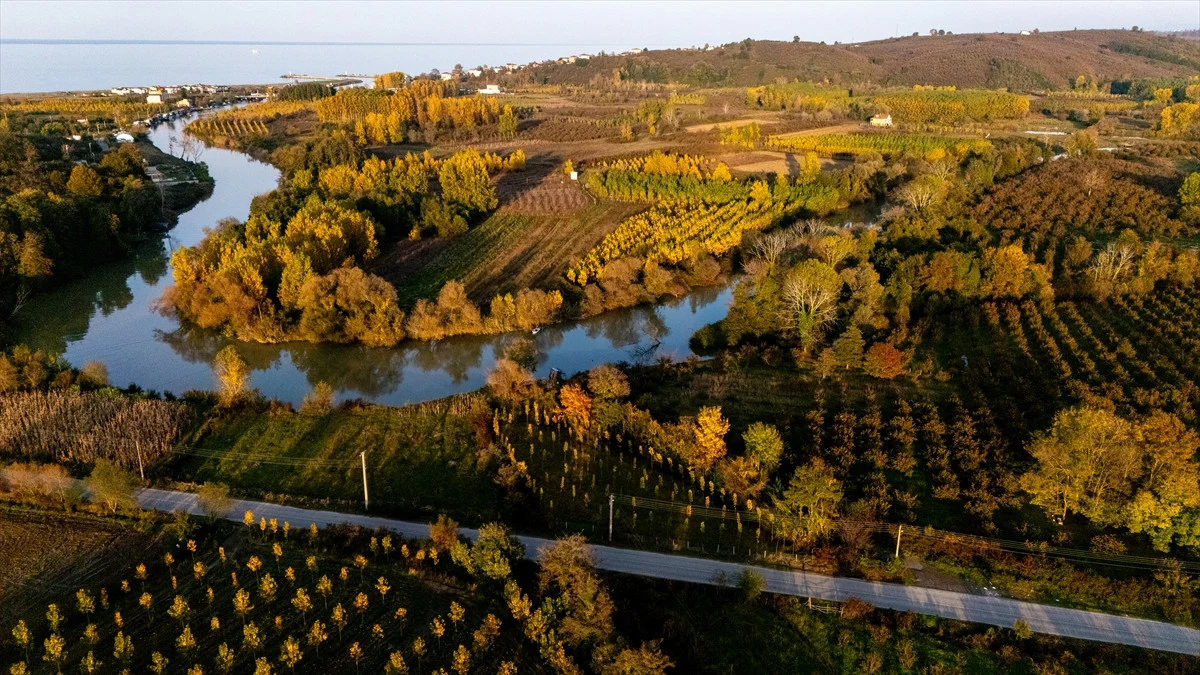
[378,200,645,305]
[0,511,152,624]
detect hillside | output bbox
[513,29,1200,90]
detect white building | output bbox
[439,72,455,81]
[146,88,163,104]
[115,132,136,143]
[478,84,501,95]
[869,114,893,128]
[468,68,483,77]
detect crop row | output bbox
[766,132,992,160]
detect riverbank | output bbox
[135,138,214,224]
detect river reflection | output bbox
[9,113,734,405]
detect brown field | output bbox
[497,168,595,214]
[723,150,849,176]
[685,115,782,133]
[0,511,152,623]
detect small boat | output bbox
[531,326,542,335]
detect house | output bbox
[146,88,163,104]
[115,132,136,144]
[439,72,454,81]
[477,84,501,95]
[565,55,578,64]
[175,98,191,108]
[869,114,893,128]
[1020,30,1031,36]
[468,68,482,77]
[630,47,644,54]
[505,63,518,72]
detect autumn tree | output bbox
[691,406,730,470]
[863,343,904,379]
[214,346,249,406]
[587,364,630,400]
[439,149,497,214]
[1022,407,1140,524]
[555,384,593,439]
[487,359,540,403]
[742,422,784,473]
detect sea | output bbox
[0,41,642,94]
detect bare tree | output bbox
[749,231,792,273]
[781,260,843,353]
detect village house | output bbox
[869,113,894,127]
[477,84,501,95]
[145,88,163,104]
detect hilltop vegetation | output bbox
[508,29,1200,90]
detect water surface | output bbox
[11,114,733,405]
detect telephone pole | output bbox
[361,452,370,511]
[608,494,615,541]
[894,524,904,560]
[134,440,145,481]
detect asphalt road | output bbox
[136,488,1200,656]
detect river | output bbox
[10,114,734,405]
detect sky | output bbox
[1,0,1197,46]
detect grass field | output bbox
[171,398,507,522]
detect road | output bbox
[136,488,1200,656]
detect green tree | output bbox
[66,165,104,198]
[742,422,784,473]
[1021,407,1138,524]
[86,460,137,513]
[774,459,843,543]
[832,325,865,370]
[450,522,525,580]
[781,260,842,353]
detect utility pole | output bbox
[894,524,904,560]
[608,494,615,542]
[361,452,369,511]
[134,440,145,481]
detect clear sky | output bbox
[0,0,1196,46]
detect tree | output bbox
[196,483,232,518]
[832,325,865,370]
[112,631,134,667]
[439,149,497,214]
[486,359,540,403]
[214,346,249,406]
[306,621,328,655]
[1021,406,1139,524]
[781,260,842,352]
[587,364,630,400]
[602,642,674,675]
[451,522,525,580]
[555,384,593,438]
[66,165,104,198]
[42,634,64,673]
[87,460,137,513]
[537,536,616,647]
[692,406,730,470]
[278,636,302,672]
[430,514,459,552]
[79,361,108,388]
[1180,172,1200,223]
[863,343,904,379]
[742,422,784,473]
[774,459,843,543]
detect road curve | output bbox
[136,488,1200,656]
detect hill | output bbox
[514,29,1200,90]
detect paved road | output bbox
[137,488,1200,656]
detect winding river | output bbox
[11,114,734,405]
